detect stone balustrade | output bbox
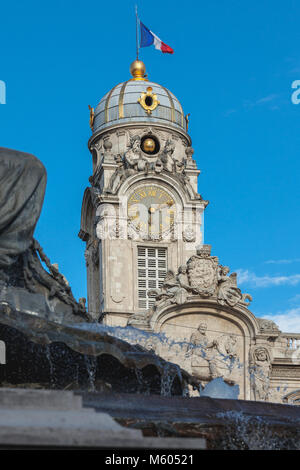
[282,333,300,350]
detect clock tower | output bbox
[79,60,208,325]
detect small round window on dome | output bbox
[141,135,160,155]
[145,96,153,107]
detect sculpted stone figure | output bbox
[89,139,115,188]
[88,105,94,131]
[185,113,190,131]
[177,264,191,291]
[185,322,239,383]
[0,147,87,319]
[160,139,176,173]
[106,135,151,194]
[24,240,83,311]
[159,139,200,199]
[124,135,148,173]
[186,322,219,378]
[249,347,271,401]
[106,154,127,194]
[217,265,252,307]
[174,157,201,200]
[84,239,99,267]
[149,270,188,311]
[0,148,46,274]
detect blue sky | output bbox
[0,0,300,331]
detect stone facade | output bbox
[80,61,300,403]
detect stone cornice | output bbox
[88,122,192,150]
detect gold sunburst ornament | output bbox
[138,87,160,115]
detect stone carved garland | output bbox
[148,245,252,314]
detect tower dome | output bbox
[92,61,187,135]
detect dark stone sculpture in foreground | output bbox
[0,148,46,269]
[0,148,87,321]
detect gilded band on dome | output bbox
[119,80,132,119]
[105,83,120,123]
[160,85,175,123]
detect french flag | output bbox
[140,21,174,54]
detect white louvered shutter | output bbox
[137,246,167,309]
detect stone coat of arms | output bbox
[187,248,219,297]
[135,245,253,323]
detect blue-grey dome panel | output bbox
[93,79,186,133]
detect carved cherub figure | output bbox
[177,264,191,290]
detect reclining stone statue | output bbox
[0,147,87,321]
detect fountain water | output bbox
[214,410,300,450]
[0,304,189,395]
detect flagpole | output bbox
[135,5,139,60]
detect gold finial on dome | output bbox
[130,60,147,81]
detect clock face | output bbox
[127,185,176,237]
